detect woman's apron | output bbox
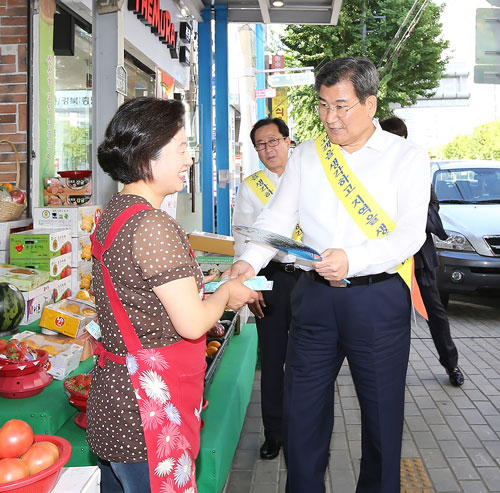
[91,203,206,493]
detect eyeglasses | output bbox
[317,100,360,118]
[254,137,287,151]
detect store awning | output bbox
[181,0,344,25]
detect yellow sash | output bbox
[245,170,303,241]
[314,133,427,319]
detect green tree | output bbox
[442,120,500,160]
[279,0,449,142]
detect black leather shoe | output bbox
[447,367,464,387]
[260,439,281,460]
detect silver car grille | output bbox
[484,236,500,256]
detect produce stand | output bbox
[196,323,257,492]
[0,321,258,491]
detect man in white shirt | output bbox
[232,118,302,460]
[226,58,430,492]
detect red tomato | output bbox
[0,420,34,459]
[0,457,29,484]
[21,441,59,475]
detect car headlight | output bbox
[433,230,475,252]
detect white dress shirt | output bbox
[239,120,431,278]
[232,167,294,264]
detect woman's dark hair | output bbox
[380,116,408,139]
[314,57,379,103]
[250,117,289,146]
[97,97,185,183]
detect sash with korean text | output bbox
[314,133,427,319]
[245,170,303,241]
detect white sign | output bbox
[268,71,315,88]
[116,65,128,96]
[255,88,277,99]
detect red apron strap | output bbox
[91,202,153,356]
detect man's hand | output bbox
[221,260,255,279]
[248,291,266,319]
[314,248,349,282]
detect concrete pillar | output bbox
[91,7,124,207]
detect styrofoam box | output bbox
[32,205,102,237]
[0,250,7,263]
[52,466,100,493]
[0,218,33,250]
[13,330,83,380]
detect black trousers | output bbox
[415,269,458,370]
[284,271,411,493]
[256,262,301,442]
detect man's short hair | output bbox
[380,116,408,139]
[250,118,289,146]
[314,57,379,103]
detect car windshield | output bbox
[433,168,500,204]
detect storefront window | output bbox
[54,24,92,172]
[124,55,155,100]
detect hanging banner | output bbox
[255,88,277,99]
[271,55,288,123]
[39,0,56,201]
[271,88,288,123]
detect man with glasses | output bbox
[226,58,430,492]
[232,117,302,460]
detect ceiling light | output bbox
[272,1,284,6]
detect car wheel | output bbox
[439,291,449,307]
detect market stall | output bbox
[0,320,257,490]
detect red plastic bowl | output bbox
[63,375,90,404]
[0,350,50,377]
[0,369,53,399]
[0,434,72,493]
[57,170,91,179]
[63,375,90,429]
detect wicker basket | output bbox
[0,139,26,222]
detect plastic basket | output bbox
[0,140,25,222]
[0,434,72,493]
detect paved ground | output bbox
[223,296,500,493]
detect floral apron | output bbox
[91,203,206,493]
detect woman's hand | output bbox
[218,275,258,310]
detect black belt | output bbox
[267,262,298,273]
[309,270,397,287]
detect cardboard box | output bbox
[13,331,83,380]
[44,176,92,195]
[71,262,92,293]
[20,276,72,325]
[52,466,100,493]
[39,297,97,338]
[11,253,72,280]
[0,218,33,250]
[44,194,93,207]
[0,264,50,291]
[9,229,72,259]
[71,235,92,267]
[32,205,102,237]
[188,231,235,256]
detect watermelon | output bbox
[0,282,25,334]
